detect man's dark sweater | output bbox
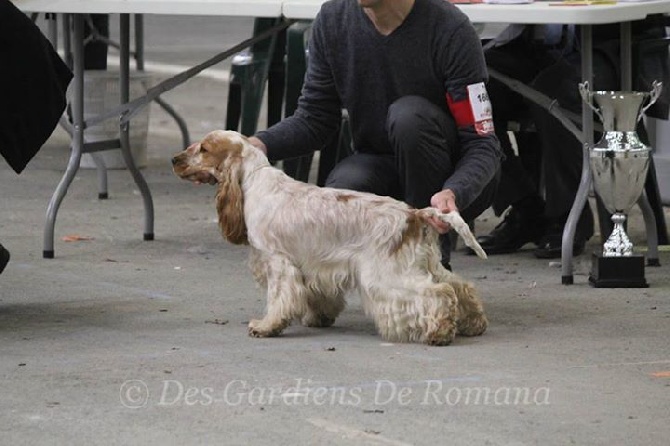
[256,0,501,210]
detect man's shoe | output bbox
[472,207,546,255]
[533,230,586,259]
[0,244,9,275]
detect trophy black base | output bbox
[588,253,649,288]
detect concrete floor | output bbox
[2,16,670,446]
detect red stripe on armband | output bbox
[446,93,476,128]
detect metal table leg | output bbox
[43,13,156,258]
[120,14,154,241]
[43,13,86,258]
[561,25,594,284]
[43,16,291,258]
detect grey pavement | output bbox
[2,14,670,446]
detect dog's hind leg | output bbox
[363,283,458,346]
[451,280,488,337]
[302,292,346,328]
[359,265,458,346]
[248,255,309,338]
[431,264,488,337]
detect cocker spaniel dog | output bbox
[172,130,488,346]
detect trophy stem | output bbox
[603,213,633,257]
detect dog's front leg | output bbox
[248,255,308,338]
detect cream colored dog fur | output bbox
[172,130,488,345]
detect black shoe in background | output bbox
[0,244,9,275]
[473,206,547,255]
[533,225,587,259]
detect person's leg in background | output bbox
[325,152,401,199]
[474,39,548,254]
[528,51,619,258]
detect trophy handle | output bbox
[639,81,663,122]
[578,81,603,122]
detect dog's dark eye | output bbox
[200,145,209,153]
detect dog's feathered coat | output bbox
[172,130,488,345]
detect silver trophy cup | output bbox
[579,81,662,287]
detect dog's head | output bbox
[172,130,251,245]
[171,130,247,185]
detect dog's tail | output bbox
[419,208,487,259]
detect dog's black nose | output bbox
[171,157,178,165]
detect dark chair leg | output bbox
[267,27,286,128]
[283,21,312,181]
[225,17,285,136]
[226,81,242,131]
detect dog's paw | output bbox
[248,319,282,338]
[424,320,457,346]
[457,312,488,337]
[248,319,273,337]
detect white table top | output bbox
[13,0,283,17]
[15,0,670,22]
[282,0,670,24]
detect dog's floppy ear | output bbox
[215,154,248,245]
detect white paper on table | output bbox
[482,0,534,4]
